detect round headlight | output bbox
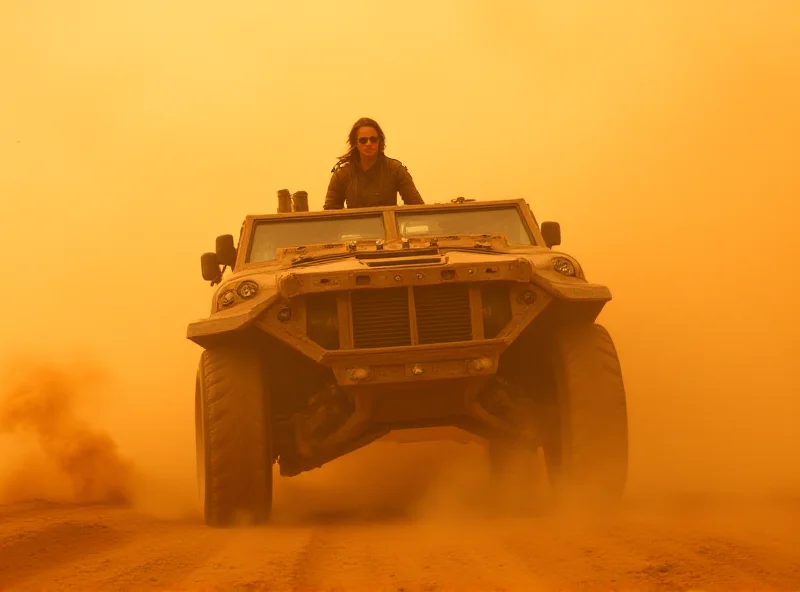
[237,280,259,299]
[552,257,576,277]
[219,290,236,308]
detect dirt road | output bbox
[2,494,799,591]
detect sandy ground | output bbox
[2,491,799,591]
[0,357,796,591]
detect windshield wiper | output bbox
[290,251,354,267]
[434,242,514,255]
[424,234,511,252]
[291,247,442,267]
[355,247,439,259]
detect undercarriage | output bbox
[275,373,544,477]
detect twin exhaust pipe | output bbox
[277,189,309,213]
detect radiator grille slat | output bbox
[351,288,411,348]
[414,284,472,344]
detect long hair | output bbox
[334,117,387,168]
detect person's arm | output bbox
[396,163,424,204]
[323,166,348,209]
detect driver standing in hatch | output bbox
[323,117,425,209]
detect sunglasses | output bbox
[357,136,380,145]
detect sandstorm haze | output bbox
[1,0,798,509]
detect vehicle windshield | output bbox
[396,206,533,245]
[247,214,385,262]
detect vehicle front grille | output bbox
[351,287,412,348]
[305,282,513,350]
[414,284,472,344]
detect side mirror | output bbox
[216,234,237,268]
[201,252,221,282]
[540,221,561,248]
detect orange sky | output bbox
[1,0,798,500]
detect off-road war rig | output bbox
[189,192,629,527]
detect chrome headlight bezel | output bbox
[218,289,236,308]
[552,257,577,277]
[237,280,259,299]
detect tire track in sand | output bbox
[1,499,800,590]
[286,517,552,592]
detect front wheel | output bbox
[195,343,273,527]
[541,322,629,507]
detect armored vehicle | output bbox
[189,192,629,527]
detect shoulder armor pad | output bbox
[331,161,350,174]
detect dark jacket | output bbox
[323,153,424,209]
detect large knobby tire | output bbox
[195,344,273,527]
[542,322,629,508]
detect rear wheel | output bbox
[541,322,629,507]
[195,343,273,526]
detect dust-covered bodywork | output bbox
[190,197,629,527]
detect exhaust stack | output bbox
[292,191,309,212]
[277,189,292,213]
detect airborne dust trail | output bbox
[0,357,134,505]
